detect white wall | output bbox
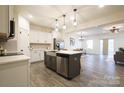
[62,31,124,54]
[62,32,82,50]
[82,32,124,54]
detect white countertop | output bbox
[56,50,82,55]
[45,50,82,55]
[0,55,30,65]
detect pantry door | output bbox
[18,27,30,57]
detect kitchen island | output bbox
[44,50,82,79]
[0,54,30,87]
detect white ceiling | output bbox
[15,5,124,36]
[74,23,124,37]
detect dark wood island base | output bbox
[44,50,82,80]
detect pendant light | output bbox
[73,9,77,26]
[55,19,59,27]
[62,14,66,30]
[55,19,59,31]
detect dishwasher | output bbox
[57,54,69,77]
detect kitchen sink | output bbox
[46,51,57,56]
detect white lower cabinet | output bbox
[0,60,30,87]
[30,50,44,63]
[40,50,44,60]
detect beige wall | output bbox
[0,40,17,52]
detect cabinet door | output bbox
[57,57,68,77]
[30,50,38,62]
[30,51,35,62]
[33,51,39,62]
[51,56,56,71]
[9,5,14,20]
[46,55,52,68]
[46,33,52,43]
[19,16,30,31]
[30,30,38,43]
[37,31,41,43]
[18,16,30,57]
[18,28,30,57]
[0,5,9,34]
[40,50,44,61]
[39,32,45,43]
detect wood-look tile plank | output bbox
[30,55,124,87]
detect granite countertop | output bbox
[0,55,30,65]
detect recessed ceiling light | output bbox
[99,5,104,8]
[28,14,33,18]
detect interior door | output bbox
[108,39,114,56]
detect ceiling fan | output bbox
[110,26,119,33]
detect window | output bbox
[87,40,93,49]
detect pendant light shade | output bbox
[55,19,59,27]
[73,9,77,26]
[55,19,59,31]
[62,14,66,30]
[53,9,79,31]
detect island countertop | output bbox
[56,50,82,55]
[0,55,30,65]
[45,50,82,55]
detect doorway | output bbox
[100,40,103,54]
[100,39,114,56]
[108,39,114,56]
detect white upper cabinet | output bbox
[30,30,38,43]
[0,5,9,34]
[30,30,52,44]
[9,5,14,20]
[18,16,30,31]
[45,32,52,43]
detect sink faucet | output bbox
[56,43,60,51]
